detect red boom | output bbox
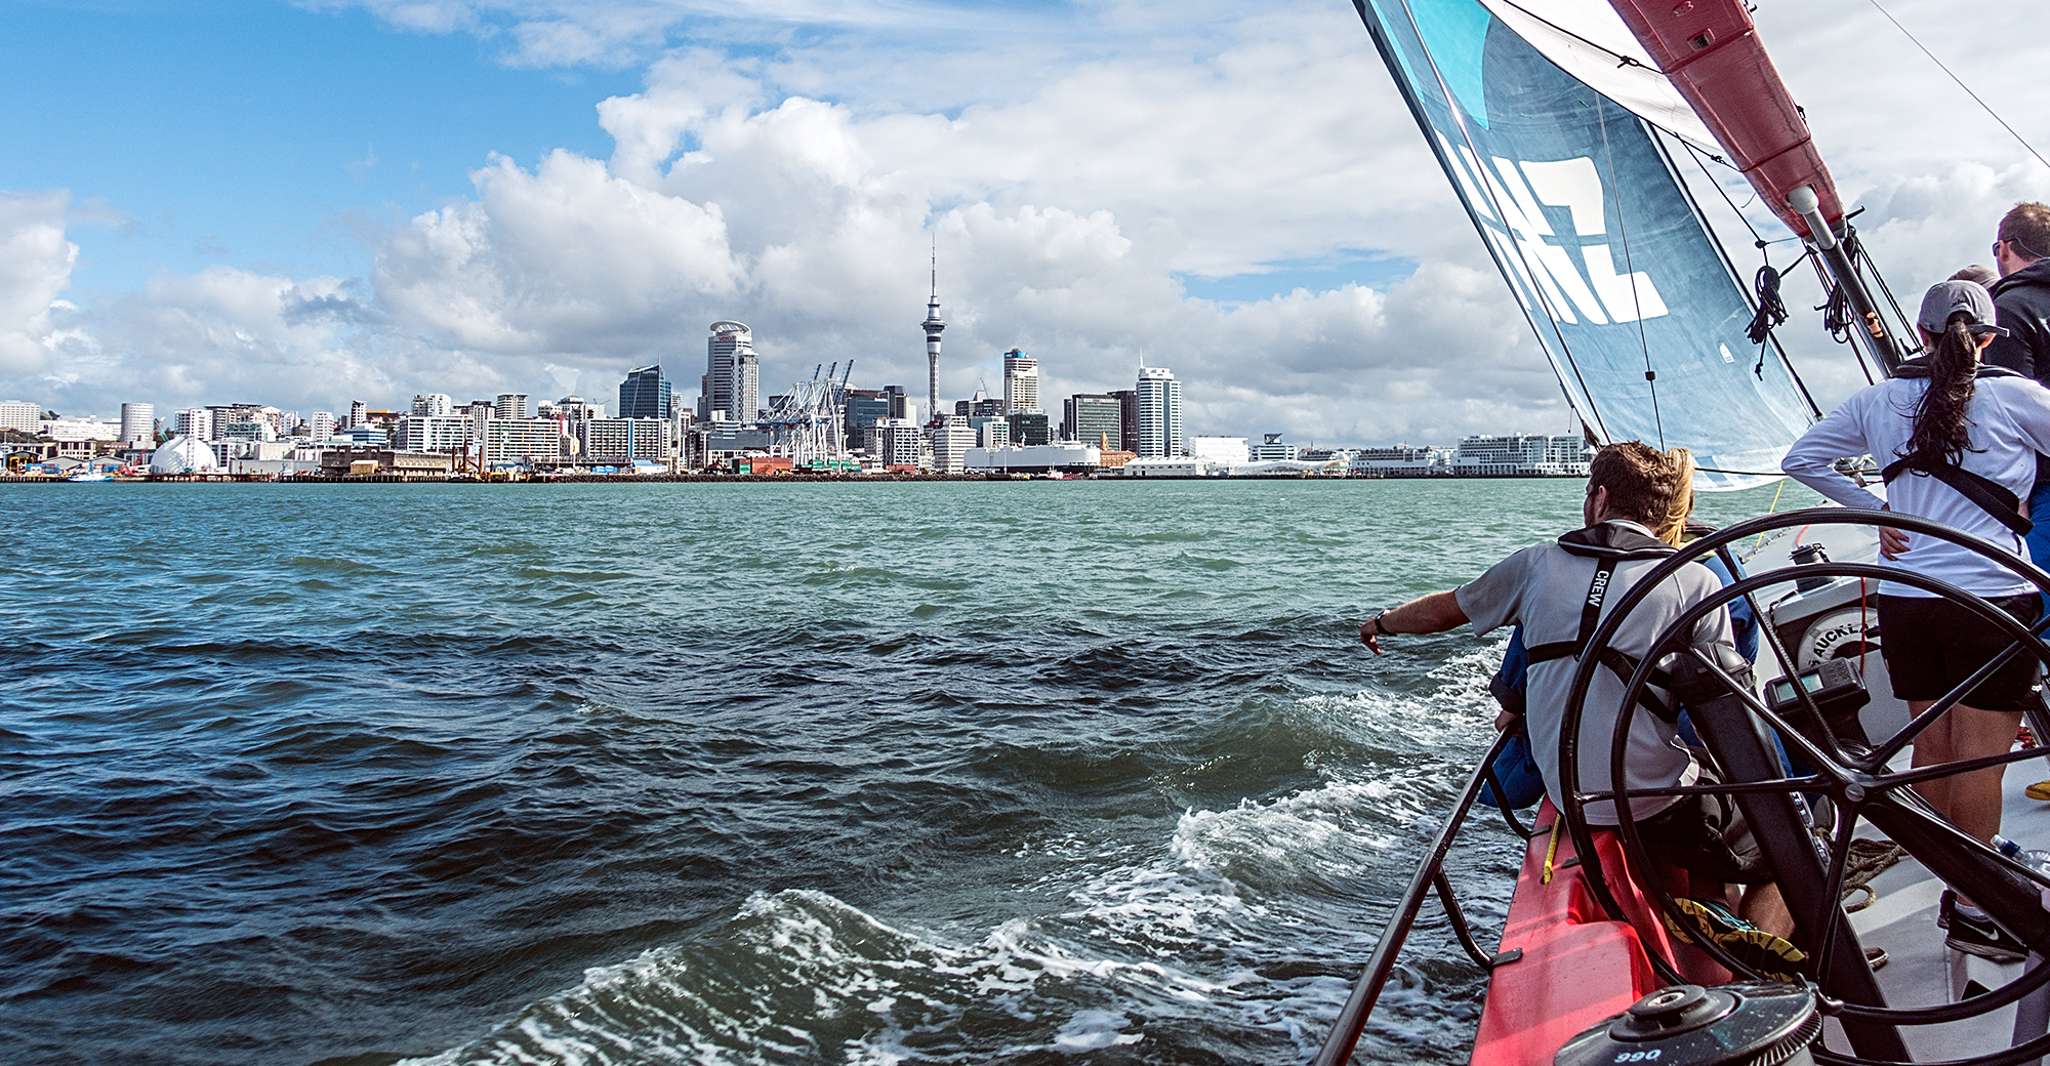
[1607,0,1844,239]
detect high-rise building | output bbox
[842,389,890,452]
[176,407,214,441]
[579,418,669,465]
[928,416,974,474]
[0,401,39,433]
[1113,390,1138,454]
[875,417,924,469]
[394,415,474,454]
[494,393,531,420]
[308,411,337,441]
[1061,394,1122,448]
[701,321,761,423]
[120,402,155,446]
[618,365,672,420]
[1135,365,1185,458]
[1006,412,1051,447]
[348,400,367,427]
[552,396,604,421]
[1002,349,1040,414]
[411,393,454,417]
[882,384,909,422]
[922,238,946,426]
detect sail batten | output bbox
[1353,0,1815,489]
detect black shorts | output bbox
[1876,593,2043,712]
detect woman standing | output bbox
[1782,279,2050,962]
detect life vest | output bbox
[1880,361,2032,538]
[1522,524,1683,722]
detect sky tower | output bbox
[922,235,945,425]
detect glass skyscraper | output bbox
[618,364,673,420]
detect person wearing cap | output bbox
[1783,278,2050,963]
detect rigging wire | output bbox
[1862,0,2050,171]
[1598,103,1665,448]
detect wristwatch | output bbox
[1364,610,1388,637]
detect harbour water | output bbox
[0,478,1793,1065]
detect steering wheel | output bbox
[1556,507,2050,1066]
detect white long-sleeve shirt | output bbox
[1781,374,2050,597]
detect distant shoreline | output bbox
[3,471,1588,485]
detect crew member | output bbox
[1782,278,2050,963]
[1362,443,1792,954]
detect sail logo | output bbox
[1437,133,1669,327]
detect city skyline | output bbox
[4,3,2044,445]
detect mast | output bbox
[1606,0,1909,373]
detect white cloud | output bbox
[16,0,2050,446]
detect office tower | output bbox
[1002,349,1039,414]
[1006,412,1050,447]
[175,407,214,441]
[0,401,39,433]
[883,384,909,422]
[348,400,367,427]
[702,321,761,423]
[928,416,974,474]
[494,393,531,420]
[922,238,946,426]
[618,364,672,420]
[306,411,336,441]
[1135,365,1185,458]
[411,393,454,417]
[842,388,890,452]
[1113,390,1138,453]
[1061,394,1122,447]
[119,402,155,446]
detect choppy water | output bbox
[0,479,1787,1065]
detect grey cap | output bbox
[1918,279,2008,337]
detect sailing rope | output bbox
[1598,106,1664,448]
[1862,0,2050,171]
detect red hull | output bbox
[1471,804,1729,1066]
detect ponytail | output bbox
[1903,313,1982,469]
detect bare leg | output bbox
[1908,700,1954,815]
[1739,883,1795,940]
[1946,705,2024,845]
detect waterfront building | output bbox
[1002,349,1040,414]
[928,416,975,474]
[119,403,154,446]
[922,241,946,428]
[42,416,123,443]
[485,418,565,467]
[307,411,337,441]
[1190,436,1249,466]
[332,424,388,448]
[965,443,1100,475]
[393,415,473,454]
[175,407,214,441]
[348,400,367,427]
[1006,412,1050,447]
[617,365,671,420]
[1113,390,1138,454]
[1118,456,1212,478]
[411,393,454,417]
[1062,393,1123,447]
[0,401,39,433]
[875,417,924,470]
[149,436,222,476]
[1351,444,1452,477]
[579,418,669,465]
[969,415,1010,450]
[493,393,531,420]
[1251,433,1298,462]
[700,321,760,423]
[1135,366,1186,458]
[1452,434,1593,477]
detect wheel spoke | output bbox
[1810,804,1864,982]
[1875,743,2050,791]
[1581,775,1831,804]
[1873,794,2050,894]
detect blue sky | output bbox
[3,1,638,295]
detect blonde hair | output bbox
[1654,448,1697,546]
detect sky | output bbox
[2,0,2048,446]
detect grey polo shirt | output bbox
[1455,520,1734,825]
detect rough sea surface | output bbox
[0,478,1786,1065]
